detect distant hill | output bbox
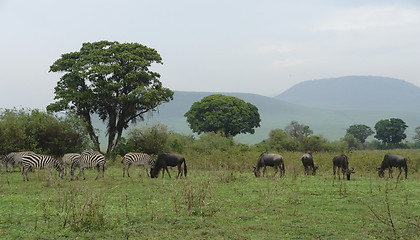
[275,76,420,113]
[116,90,420,145]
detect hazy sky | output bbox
[1,0,420,109]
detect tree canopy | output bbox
[184,94,261,137]
[374,118,407,146]
[47,41,173,153]
[346,124,374,144]
[284,121,313,141]
[0,109,90,156]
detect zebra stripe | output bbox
[70,150,106,180]
[61,153,81,176]
[121,152,155,177]
[5,151,35,172]
[22,153,64,181]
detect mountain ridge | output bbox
[126,88,418,144]
[275,76,420,113]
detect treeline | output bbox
[1,109,419,157]
[0,109,91,156]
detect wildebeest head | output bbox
[150,167,158,178]
[343,167,355,180]
[377,167,385,178]
[253,166,261,177]
[312,166,319,175]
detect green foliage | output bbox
[256,129,299,152]
[300,135,328,152]
[190,132,235,153]
[284,121,313,141]
[47,40,173,153]
[116,123,169,155]
[0,109,90,155]
[184,94,261,137]
[374,118,408,147]
[414,127,420,146]
[166,132,195,154]
[342,134,363,150]
[346,124,374,144]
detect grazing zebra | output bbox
[121,152,155,177]
[61,153,81,176]
[70,150,106,180]
[22,153,64,181]
[5,151,35,172]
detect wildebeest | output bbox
[377,154,407,179]
[332,154,354,180]
[253,153,285,177]
[150,153,187,178]
[301,152,318,175]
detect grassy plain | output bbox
[1,150,420,239]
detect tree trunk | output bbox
[82,112,101,151]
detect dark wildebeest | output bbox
[301,152,318,175]
[150,153,187,178]
[377,154,407,179]
[253,153,285,177]
[332,154,354,180]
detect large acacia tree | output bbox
[47,41,173,153]
[184,94,261,137]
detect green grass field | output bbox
[1,150,420,239]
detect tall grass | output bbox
[1,149,419,239]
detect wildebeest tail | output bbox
[184,158,187,177]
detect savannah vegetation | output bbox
[2,41,420,239]
[1,132,420,239]
[2,118,420,239]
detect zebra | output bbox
[61,153,81,176]
[70,150,106,180]
[22,153,64,181]
[121,152,155,177]
[5,151,35,172]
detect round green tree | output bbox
[184,94,261,137]
[374,118,407,146]
[346,124,374,144]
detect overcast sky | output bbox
[1,0,420,109]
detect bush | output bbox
[116,123,170,155]
[0,108,90,156]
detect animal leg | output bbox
[80,168,85,180]
[273,166,278,177]
[22,167,27,181]
[95,165,100,180]
[146,165,150,177]
[165,167,172,178]
[140,165,147,177]
[126,163,131,177]
[123,164,127,177]
[397,167,402,179]
[389,168,393,178]
[177,164,182,178]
